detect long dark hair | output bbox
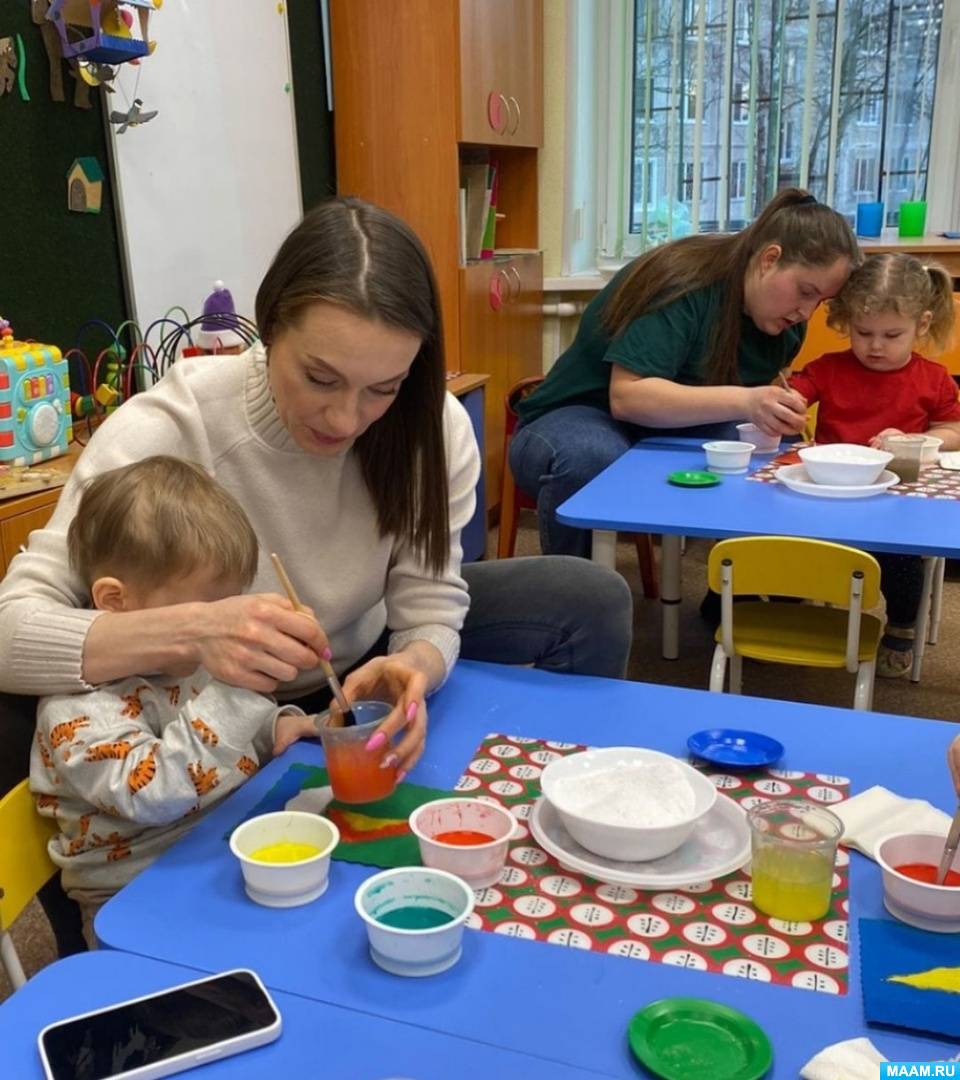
[602,188,860,385]
[256,198,449,575]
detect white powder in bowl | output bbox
[552,760,696,827]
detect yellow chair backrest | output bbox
[707,537,881,609]
[0,780,58,931]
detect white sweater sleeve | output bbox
[387,394,480,680]
[0,364,214,695]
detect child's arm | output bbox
[786,361,823,407]
[38,680,302,828]
[926,422,960,452]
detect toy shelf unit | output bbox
[0,324,72,467]
[47,0,159,65]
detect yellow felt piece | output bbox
[888,967,960,994]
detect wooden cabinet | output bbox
[330,0,543,517]
[459,0,543,147]
[0,490,61,577]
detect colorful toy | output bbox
[46,0,159,65]
[0,319,72,466]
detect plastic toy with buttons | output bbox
[0,317,72,466]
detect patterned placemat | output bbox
[456,734,851,995]
[748,451,960,501]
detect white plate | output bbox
[529,794,750,889]
[775,463,900,499]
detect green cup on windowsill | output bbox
[898,200,927,238]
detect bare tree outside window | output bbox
[630,0,943,243]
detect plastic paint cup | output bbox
[318,700,397,804]
[747,800,842,922]
[855,201,884,238]
[410,798,518,889]
[882,433,925,484]
[898,200,927,238]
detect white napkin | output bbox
[800,1037,887,1080]
[833,785,951,860]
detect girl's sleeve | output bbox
[385,394,480,682]
[787,358,825,405]
[602,290,710,379]
[0,366,213,696]
[37,679,287,827]
[929,366,960,424]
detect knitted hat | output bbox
[196,281,245,350]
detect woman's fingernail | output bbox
[406,701,418,722]
[379,753,398,770]
[321,647,332,662]
[396,769,407,783]
[365,731,386,752]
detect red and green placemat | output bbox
[229,763,448,868]
[748,450,960,501]
[456,733,851,995]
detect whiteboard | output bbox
[107,0,303,328]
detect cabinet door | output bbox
[459,0,542,147]
[505,252,543,389]
[0,502,57,578]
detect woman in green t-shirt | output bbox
[510,189,859,557]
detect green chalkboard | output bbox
[2,4,128,352]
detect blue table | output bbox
[95,662,960,1077]
[0,950,605,1079]
[557,446,960,659]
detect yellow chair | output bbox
[707,537,882,711]
[0,780,58,989]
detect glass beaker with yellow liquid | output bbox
[747,801,843,922]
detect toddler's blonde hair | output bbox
[828,253,955,351]
[68,456,259,592]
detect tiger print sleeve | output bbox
[35,678,289,828]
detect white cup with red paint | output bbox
[409,797,518,889]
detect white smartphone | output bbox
[37,968,282,1080]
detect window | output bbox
[620,0,943,247]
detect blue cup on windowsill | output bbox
[856,201,884,238]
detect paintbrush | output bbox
[936,804,960,885]
[269,552,357,727]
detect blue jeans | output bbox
[509,405,738,557]
[461,557,632,678]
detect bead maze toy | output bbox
[0,319,72,466]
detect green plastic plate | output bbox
[667,470,721,488]
[628,997,773,1080]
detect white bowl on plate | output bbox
[704,440,755,474]
[539,747,717,862]
[736,423,780,453]
[798,444,892,486]
[875,831,960,933]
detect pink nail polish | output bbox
[365,731,386,752]
[406,701,418,722]
[380,753,398,770]
[396,769,407,783]
[321,646,332,662]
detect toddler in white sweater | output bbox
[30,456,317,946]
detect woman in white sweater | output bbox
[0,198,632,796]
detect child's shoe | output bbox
[877,625,914,679]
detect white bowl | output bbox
[539,747,717,862]
[920,434,943,464]
[229,811,339,908]
[736,423,781,454]
[798,444,892,486]
[876,831,960,933]
[703,440,755,475]
[410,798,517,889]
[354,867,475,977]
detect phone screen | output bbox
[40,970,279,1080]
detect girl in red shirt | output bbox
[789,253,959,678]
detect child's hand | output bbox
[273,710,320,757]
[949,735,960,798]
[869,427,903,449]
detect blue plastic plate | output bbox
[687,729,785,769]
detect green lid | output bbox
[628,997,773,1080]
[667,470,721,488]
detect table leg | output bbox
[910,557,936,684]
[661,534,682,660]
[927,557,946,646]
[591,530,617,570]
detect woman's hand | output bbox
[342,653,430,777]
[949,735,960,798]
[272,709,322,757]
[193,593,327,693]
[869,427,903,449]
[747,385,808,436]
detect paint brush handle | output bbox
[936,804,960,884]
[776,370,792,392]
[270,552,355,724]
